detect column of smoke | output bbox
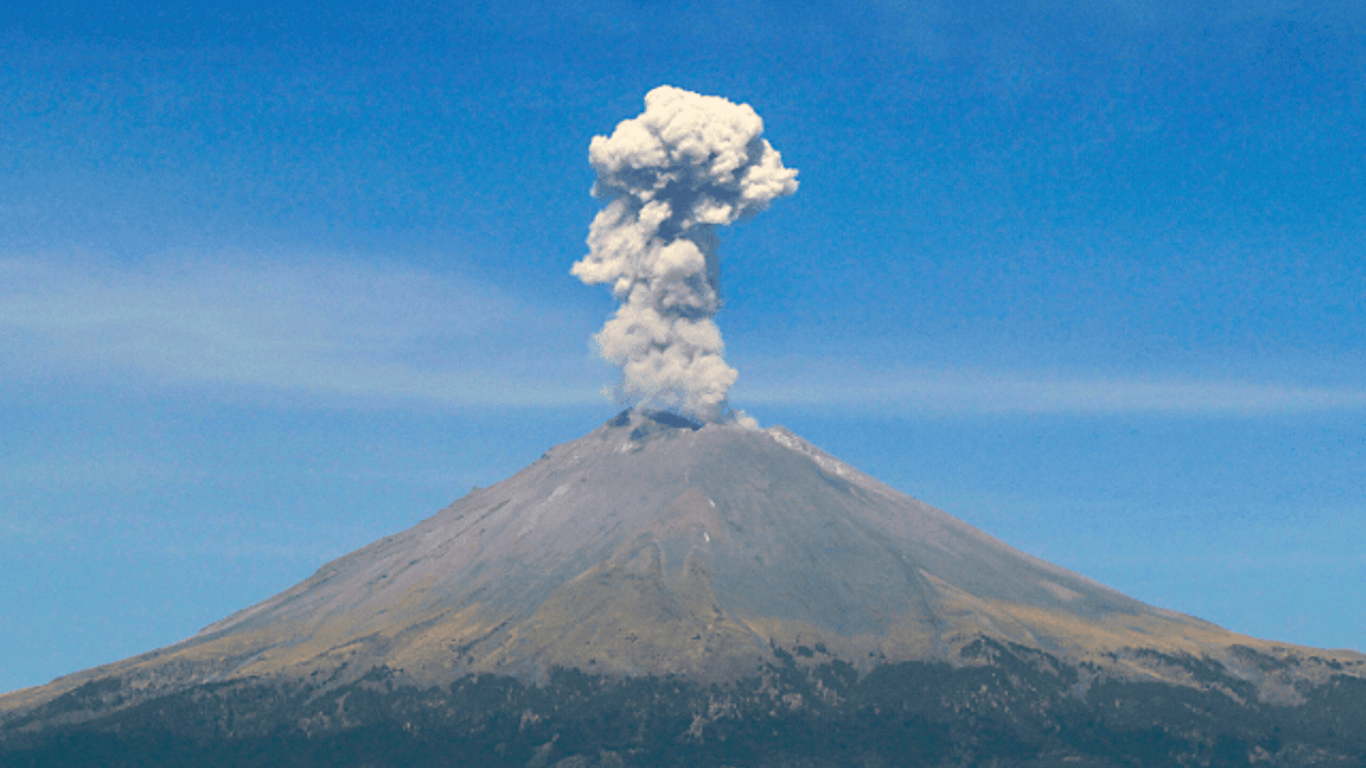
[572,86,798,424]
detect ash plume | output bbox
[572,86,798,423]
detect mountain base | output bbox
[4,637,1364,768]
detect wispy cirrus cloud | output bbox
[0,254,604,407]
[5,255,1360,418]
[735,365,1366,417]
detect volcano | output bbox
[3,410,1364,767]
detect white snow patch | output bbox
[1039,579,1082,602]
[766,427,851,478]
[518,485,573,538]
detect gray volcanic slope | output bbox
[3,410,1362,714]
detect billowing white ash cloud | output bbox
[573,86,798,423]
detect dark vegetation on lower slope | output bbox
[3,638,1364,768]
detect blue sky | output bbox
[2,0,1363,693]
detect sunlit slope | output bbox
[4,410,1362,713]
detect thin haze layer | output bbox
[573,86,798,422]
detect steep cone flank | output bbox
[3,411,1363,717]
